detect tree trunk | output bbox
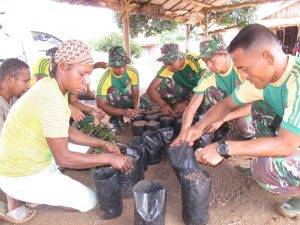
[185,24,191,53]
[123,11,131,59]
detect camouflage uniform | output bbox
[96,46,151,128]
[156,43,205,107]
[231,56,300,196]
[195,35,276,139]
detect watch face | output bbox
[219,145,228,155]
[217,142,229,157]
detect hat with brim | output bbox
[108,46,131,67]
[157,51,185,65]
[199,34,227,59]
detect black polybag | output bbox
[167,143,201,179]
[118,152,144,198]
[146,114,160,121]
[158,127,175,146]
[146,120,160,131]
[133,180,167,225]
[133,113,146,122]
[159,116,174,128]
[143,130,164,165]
[173,118,183,136]
[213,124,228,142]
[128,136,148,171]
[91,167,123,220]
[132,120,147,136]
[180,170,211,225]
[193,133,213,150]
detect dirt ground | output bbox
[0,124,299,225]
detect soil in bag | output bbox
[133,113,146,122]
[128,136,148,171]
[180,171,211,225]
[193,133,213,150]
[146,114,160,122]
[132,120,147,136]
[91,167,123,220]
[133,180,167,225]
[118,154,145,198]
[159,116,174,128]
[167,143,200,179]
[143,130,164,165]
[146,120,160,131]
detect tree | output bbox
[114,13,178,38]
[208,6,257,29]
[90,32,142,58]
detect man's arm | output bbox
[208,103,252,132]
[146,77,173,115]
[96,96,124,116]
[69,94,94,114]
[196,128,300,166]
[171,94,204,146]
[227,128,299,157]
[185,96,239,145]
[131,86,140,109]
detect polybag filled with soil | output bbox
[158,127,175,146]
[146,114,160,122]
[146,120,160,131]
[118,154,144,198]
[143,130,164,165]
[133,113,146,122]
[159,116,174,128]
[167,143,201,179]
[193,133,213,150]
[91,167,123,220]
[173,118,183,136]
[132,120,147,136]
[180,171,211,225]
[127,136,148,170]
[133,180,167,225]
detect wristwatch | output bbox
[216,140,231,158]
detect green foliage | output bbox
[210,6,257,28]
[114,13,178,38]
[159,26,185,44]
[90,32,142,58]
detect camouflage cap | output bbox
[157,43,185,65]
[199,34,227,59]
[108,46,131,67]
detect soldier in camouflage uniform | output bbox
[96,46,150,131]
[172,34,278,146]
[184,24,300,218]
[147,43,206,115]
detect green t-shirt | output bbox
[96,66,139,97]
[193,63,243,96]
[231,55,300,135]
[157,55,206,92]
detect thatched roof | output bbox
[54,0,282,25]
[260,0,300,28]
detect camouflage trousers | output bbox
[107,87,151,110]
[251,149,300,196]
[158,77,192,106]
[201,87,257,139]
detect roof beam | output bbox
[203,0,284,12]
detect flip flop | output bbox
[278,201,300,219]
[0,201,36,224]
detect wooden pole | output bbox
[204,11,208,37]
[121,0,131,59]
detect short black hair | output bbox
[0,58,29,81]
[228,24,278,53]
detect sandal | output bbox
[0,201,36,224]
[278,197,300,219]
